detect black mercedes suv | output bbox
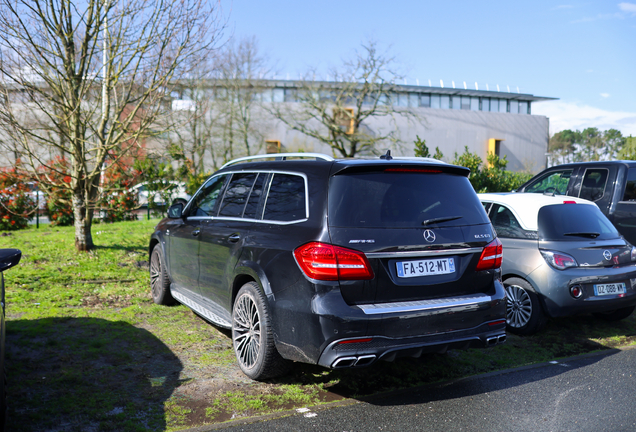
[149,152,506,380]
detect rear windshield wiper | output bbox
[563,232,600,238]
[422,216,463,226]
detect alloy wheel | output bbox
[505,284,532,328]
[233,294,261,369]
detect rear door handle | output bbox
[228,233,240,243]
[192,229,200,237]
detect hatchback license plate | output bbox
[594,282,626,296]
[397,258,455,278]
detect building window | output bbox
[498,99,507,113]
[397,93,408,107]
[451,95,460,109]
[273,88,284,103]
[481,98,489,111]
[461,97,471,110]
[409,93,419,108]
[519,101,528,114]
[419,94,431,107]
[441,95,450,109]
[510,100,519,114]
[284,88,297,102]
[470,97,479,111]
[431,94,441,109]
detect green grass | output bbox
[2,220,636,430]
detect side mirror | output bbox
[167,202,184,219]
[0,249,22,272]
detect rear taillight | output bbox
[540,250,578,270]
[475,238,503,271]
[293,242,374,281]
[631,246,636,262]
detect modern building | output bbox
[246,80,556,172]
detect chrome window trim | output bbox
[185,215,309,225]
[365,247,482,259]
[187,170,309,222]
[357,294,492,315]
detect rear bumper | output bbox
[528,264,636,317]
[272,277,507,367]
[317,320,507,369]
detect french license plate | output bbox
[594,282,626,296]
[397,258,455,278]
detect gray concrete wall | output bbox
[264,105,549,173]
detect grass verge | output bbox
[1,220,636,430]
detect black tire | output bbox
[504,277,547,335]
[150,245,177,306]
[593,306,636,322]
[232,282,290,380]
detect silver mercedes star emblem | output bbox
[603,250,612,261]
[423,229,436,243]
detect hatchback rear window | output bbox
[328,171,489,228]
[538,204,619,241]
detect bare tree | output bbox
[268,40,421,158]
[161,36,274,175]
[0,0,223,250]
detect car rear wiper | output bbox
[563,232,600,238]
[422,216,463,226]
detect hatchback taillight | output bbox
[540,250,578,270]
[475,238,503,271]
[293,242,374,281]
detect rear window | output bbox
[538,204,619,241]
[328,171,489,228]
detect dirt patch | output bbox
[80,294,136,307]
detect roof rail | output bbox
[221,153,334,169]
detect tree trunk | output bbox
[72,192,94,251]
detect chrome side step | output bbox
[171,289,231,328]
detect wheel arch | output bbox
[231,261,273,308]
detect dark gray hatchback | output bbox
[149,153,507,380]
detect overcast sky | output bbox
[223,0,636,137]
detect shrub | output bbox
[0,174,35,231]
[46,188,74,227]
[451,146,532,193]
[98,166,139,223]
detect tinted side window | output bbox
[263,174,307,222]
[525,170,573,194]
[218,173,258,217]
[489,204,536,239]
[622,168,636,202]
[190,175,227,217]
[244,174,266,219]
[579,168,608,202]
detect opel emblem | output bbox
[423,229,436,243]
[603,250,612,261]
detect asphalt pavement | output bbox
[195,347,636,432]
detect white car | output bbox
[130,181,190,207]
[479,192,636,334]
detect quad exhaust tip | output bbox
[486,334,507,346]
[332,355,377,368]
